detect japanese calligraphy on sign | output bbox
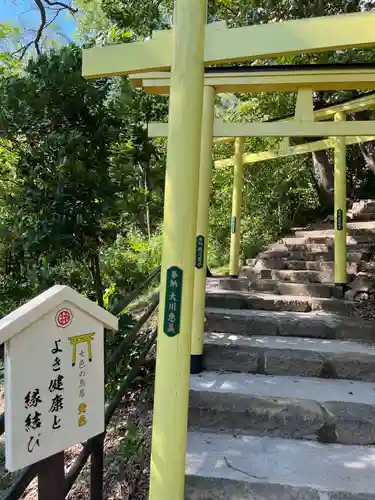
[231,216,237,234]
[1,285,118,472]
[195,235,205,270]
[336,208,344,231]
[163,266,183,337]
[68,333,95,428]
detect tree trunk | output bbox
[90,250,104,308]
[348,109,375,173]
[295,133,334,212]
[144,167,152,241]
[305,92,335,211]
[311,148,334,211]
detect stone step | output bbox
[260,269,344,283]
[241,267,329,282]
[294,224,375,242]
[304,234,375,244]
[352,212,375,222]
[205,307,375,342]
[247,279,340,298]
[209,277,344,298]
[244,260,359,272]
[282,239,375,252]
[207,276,249,292]
[283,261,358,272]
[296,220,375,232]
[205,290,355,315]
[288,250,368,262]
[255,249,369,263]
[363,204,375,213]
[204,333,375,381]
[185,431,375,499]
[189,371,375,444]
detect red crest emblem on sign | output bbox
[55,308,73,328]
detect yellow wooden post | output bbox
[334,111,347,285]
[148,0,206,499]
[191,86,216,374]
[229,137,245,277]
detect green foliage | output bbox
[0,41,167,317]
[101,0,172,37]
[1,46,123,262]
[0,23,22,76]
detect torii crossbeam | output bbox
[83,11,375,77]
[130,65,375,93]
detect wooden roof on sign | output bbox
[0,285,118,344]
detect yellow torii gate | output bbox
[139,76,375,373]
[138,78,375,282]
[82,6,375,500]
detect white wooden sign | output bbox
[0,285,118,472]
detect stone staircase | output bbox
[185,200,375,499]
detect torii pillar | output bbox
[334,111,347,286]
[148,1,206,498]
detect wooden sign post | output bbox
[0,285,118,497]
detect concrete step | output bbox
[204,333,375,381]
[288,249,368,262]
[352,212,375,222]
[260,269,348,283]
[189,371,375,444]
[205,307,375,342]
[293,224,375,243]
[241,265,357,284]
[207,276,249,292]
[254,249,369,263]
[247,279,340,298]
[241,267,331,282]
[209,277,343,298]
[296,220,375,232]
[244,260,359,272]
[303,234,375,244]
[205,290,355,315]
[284,261,358,272]
[282,239,375,252]
[185,431,375,499]
[363,204,375,213]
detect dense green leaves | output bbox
[0,41,167,312]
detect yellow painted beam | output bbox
[294,88,314,121]
[149,120,375,138]
[83,11,375,77]
[280,137,291,150]
[151,93,375,146]
[213,121,375,137]
[134,70,375,94]
[130,67,375,85]
[214,135,375,168]
[214,93,375,144]
[82,21,226,77]
[311,93,375,120]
